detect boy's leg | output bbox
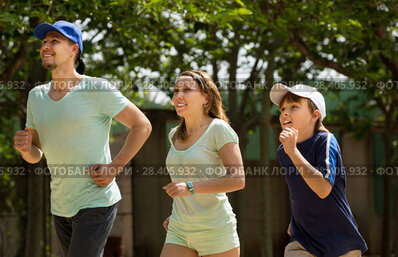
[284,240,316,257]
[53,215,73,257]
[340,250,361,257]
[67,203,118,257]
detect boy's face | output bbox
[279,97,316,134]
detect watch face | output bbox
[187,181,194,194]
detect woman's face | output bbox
[172,76,208,118]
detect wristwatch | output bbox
[186,181,195,195]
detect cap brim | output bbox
[270,83,290,106]
[34,23,63,40]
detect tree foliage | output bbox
[1,0,398,256]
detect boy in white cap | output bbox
[13,20,152,257]
[270,84,367,257]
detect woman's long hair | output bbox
[174,70,229,141]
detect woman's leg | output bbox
[203,247,240,257]
[160,243,199,257]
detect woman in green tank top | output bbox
[160,70,245,257]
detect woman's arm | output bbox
[163,142,245,198]
[193,142,245,193]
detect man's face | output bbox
[40,31,77,71]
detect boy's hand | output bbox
[279,127,298,156]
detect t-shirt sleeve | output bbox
[99,80,130,118]
[213,120,239,151]
[25,91,36,129]
[316,133,339,186]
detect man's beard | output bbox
[42,61,57,70]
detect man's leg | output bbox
[67,203,118,257]
[53,215,73,257]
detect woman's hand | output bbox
[163,216,170,231]
[163,182,190,198]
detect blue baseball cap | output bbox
[34,20,83,54]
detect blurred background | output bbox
[0,0,397,256]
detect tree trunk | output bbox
[380,120,393,257]
[227,33,240,127]
[210,26,219,85]
[25,164,44,257]
[225,34,246,256]
[24,41,48,257]
[260,52,275,257]
[395,170,398,256]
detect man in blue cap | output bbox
[34,20,85,75]
[13,20,152,257]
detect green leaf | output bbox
[235,0,245,7]
[348,19,362,28]
[237,8,252,15]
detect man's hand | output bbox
[279,127,298,156]
[86,164,119,187]
[163,182,190,198]
[14,127,32,153]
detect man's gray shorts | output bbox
[53,203,118,257]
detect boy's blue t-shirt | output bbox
[25,75,129,217]
[277,131,367,257]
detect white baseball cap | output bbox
[270,83,326,120]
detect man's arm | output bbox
[87,102,152,187]
[111,102,152,171]
[14,127,43,164]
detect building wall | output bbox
[341,133,381,254]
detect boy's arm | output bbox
[280,128,332,199]
[288,150,332,199]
